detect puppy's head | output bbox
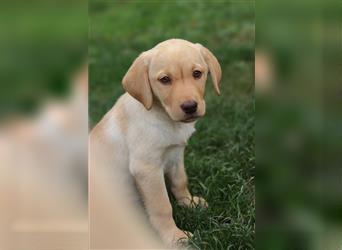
[122,39,221,123]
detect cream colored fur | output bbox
[90,39,221,247]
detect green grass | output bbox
[89,1,255,249]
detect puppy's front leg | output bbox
[130,163,188,246]
[167,153,208,208]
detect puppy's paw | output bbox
[177,196,208,208]
[192,196,208,208]
[162,228,192,248]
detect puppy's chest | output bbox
[160,125,195,170]
[162,145,184,171]
[158,122,196,146]
[128,117,196,169]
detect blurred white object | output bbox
[0,64,88,250]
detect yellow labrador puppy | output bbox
[90,39,221,247]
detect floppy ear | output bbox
[196,44,222,95]
[122,51,153,110]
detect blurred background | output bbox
[256,0,342,249]
[0,1,88,250]
[89,1,255,249]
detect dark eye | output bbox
[193,70,202,79]
[159,76,171,85]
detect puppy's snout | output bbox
[180,100,198,115]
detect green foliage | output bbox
[0,2,87,119]
[89,1,255,249]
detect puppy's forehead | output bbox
[150,45,204,70]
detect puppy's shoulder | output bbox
[90,93,132,142]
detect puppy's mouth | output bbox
[180,115,200,123]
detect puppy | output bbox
[90,39,221,247]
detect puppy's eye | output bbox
[193,70,202,79]
[159,76,171,85]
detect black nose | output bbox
[180,100,198,114]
